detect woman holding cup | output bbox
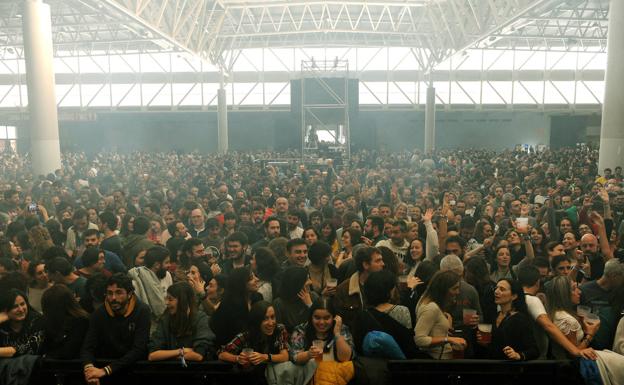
[219,301,291,382]
[414,271,467,359]
[290,299,354,385]
[476,278,538,360]
[545,276,601,358]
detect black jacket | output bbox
[81,296,151,374]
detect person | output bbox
[273,266,319,333]
[335,227,362,268]
[307,241,338,297]
[219,301,293,385]
[376,220,410,263]
[127,246,172,328]
[74,229,126,274]
[546,275,624,383]
[302,226,320,247]
[517,265,597,360]
[252,247,279,303]
[210,267,261,347]
[464,257,497,324]
[40,284,90,359]
[200,274,227,316]
[414,270,467,359]
[579,259,624,349]
[319,220,340,257]
[353,270,421,358]
[290,299,355,385]
[477,278,539,360]
[438,255,482,332]
[81,273,151,382]
[0,289,44,357]
[148,282,215,362]
[26,261,51,313]
[281,238,308,269]
[46,257,88,300]
[65,208,99,258]
[490,246,516,281]
[333,246,387,328]
[76,247,111,279]
[99,211,123,257]
[121,215,154,268]
[221,232,251,275]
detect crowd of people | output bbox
[0,146,624,385]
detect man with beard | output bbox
[363,215,386,245]
[220,231,250,275]
[127,246,172,329]
[81,273,150,383]
[375,220,410,263]
[286,208,304,239]
[252,216,281,251]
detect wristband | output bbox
[444,337,448,345]
[103,366,112,376]
[267,353,272,363]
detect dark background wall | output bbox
[12,109,597,154]
[52,109,553,153]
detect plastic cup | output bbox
[326,278,337,288]
[584,313,600,325]
[577,305,591,318]
[478,323,492,344]
[312,340,325,362]
[452,344,465,359]
[516,217,529,232]
[241,348,253,357]
[463,308,477,325]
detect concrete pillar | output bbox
[424,86,436,153]
[217,88,228,154]
[22,0,61,176]
[598,0,624,171]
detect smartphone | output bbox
[28,203,38,213]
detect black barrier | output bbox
[388,359,583,385]
[36,358,581,385]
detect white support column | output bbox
[217,73,228,154]
[22,0,61,175]
[424,86,436,154]
[599,0,624,171]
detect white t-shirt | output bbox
[525,293,549,359]
[552,310,584,359]
[525,294,547,320]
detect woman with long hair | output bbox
[26,261,51,313]
[40,284,89,359]
[210,267,261,347]
[335,228,362,268]
[252,247,280,303]
[28,225,54,261]
[464,257,497,324]
[148,281,213,362]
[319,220,339,257]
[273,266,318,333]
[290,298,355,385]
[477,278,538,360]
[354,270,420,359]
[414,271,467,359]
[307,241,338,297]
[0,289,43,357]
[545,275,604,358]
[490,246,515,281]
[302,227,319,247]
[219,301,292,385]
